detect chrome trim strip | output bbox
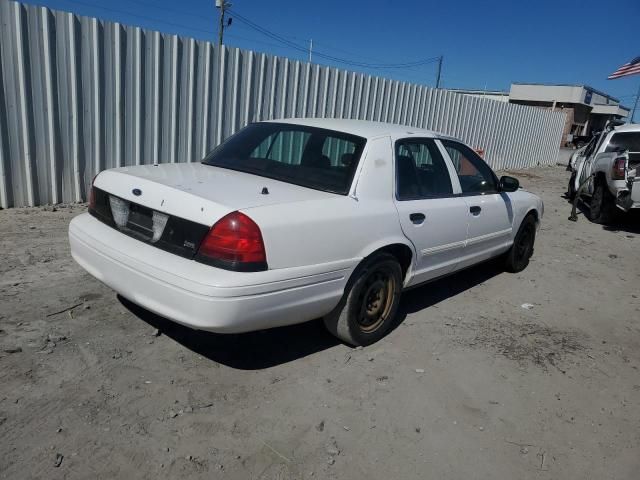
[465,228,513,246]
[421,228,512,256]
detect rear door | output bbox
[393,137,469,285]
[439,139,512,268]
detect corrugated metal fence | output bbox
[0,1,565,208]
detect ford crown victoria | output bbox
[69,119,543,345]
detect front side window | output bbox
[441,140,497,194]
[203,123,366,195]
[395,138,453,200]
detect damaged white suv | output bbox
[568,122,640,223]
[69,119,543,345]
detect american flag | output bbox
[608,57,640,80]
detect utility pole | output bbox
[630,82,640,124]
[435,55,443,89]
[309,39,313,63]
[216,0,230,46]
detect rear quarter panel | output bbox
[242,135,415,271]
[245,197,409,270]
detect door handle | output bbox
[409,213,426,224]
[470,206,482,216]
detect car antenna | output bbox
[261,187,269,195]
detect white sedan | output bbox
[69,118,543,346]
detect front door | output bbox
[393,137,468,286]
[439,140,513,268]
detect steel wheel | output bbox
[323,252,403,346]
[356,268,396,333]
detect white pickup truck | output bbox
[568,122,640,223]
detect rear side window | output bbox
[441,140,497,194]
[395,138,453,200]
[605,132,640,153]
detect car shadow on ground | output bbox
[601,209,640,234]
[562,193,640,235]
[120,260,504,370]
[392,259,504,329]
[118,295,340,370]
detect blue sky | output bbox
[22,0,640,107]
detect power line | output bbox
[116,0,214,23]
[227,9,440,69]
[51,0,440,84]
[57,0,215,36]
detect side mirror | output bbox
[499,175,519,192]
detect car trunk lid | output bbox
[90,162,335,261]
[94,162,335,225]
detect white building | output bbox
[451,83,630,146]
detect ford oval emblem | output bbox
[132,188,142,196]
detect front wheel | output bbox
[504,215,536,273]
[323,253,402,346]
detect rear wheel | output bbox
[323,253,402,346]
[589,181,616,224]
[504,214,536,273]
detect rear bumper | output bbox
[615,178,640,211]
[69,213,352,333]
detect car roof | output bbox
[612,123,640,133]
[264,117,446,140]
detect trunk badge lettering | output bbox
[132,188,142,196]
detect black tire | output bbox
[567,171,577,200]
[589,181,616,224]
[504,214,536,273]
[323,252,402,346]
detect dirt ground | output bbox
[1,165,639,480]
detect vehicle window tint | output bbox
[605,132,640,153]
[441,140,497,194]
[395,138,453,200]
[251,131,311,164]
[202,123,366,195]
[322,137,357,167]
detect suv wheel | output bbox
[589,181,616,224]
[323,253,402,346]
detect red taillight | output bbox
[612,157,627,180]
[196,211,267,271]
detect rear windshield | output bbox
[202,123,366,195]
[605,132,640,153]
